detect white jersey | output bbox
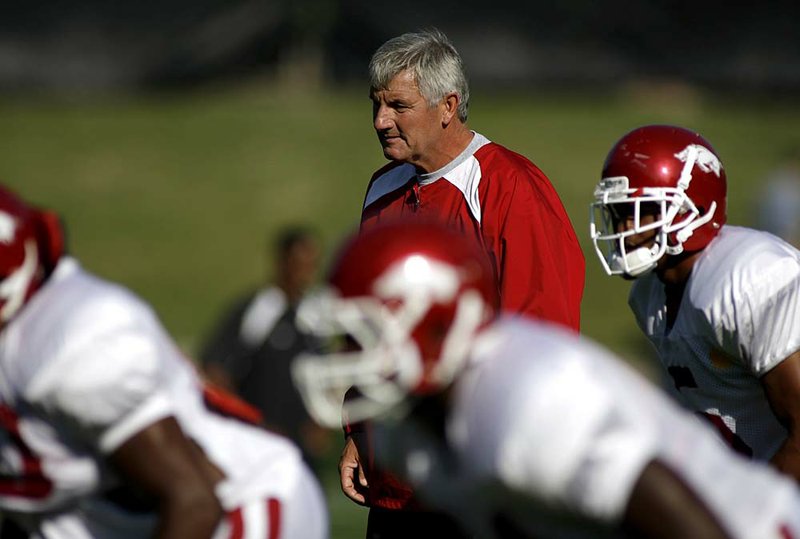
[629,225,800,460]
[374,318,800,539]
[0,258,328,539]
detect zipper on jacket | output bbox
[412,182,421,211]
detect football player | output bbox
[0,185,328,538]
[590,125,800,481]
[293,219,800,539]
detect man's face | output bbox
[611,202,660,252]
[370,70,445,169]
[282,239,320,293]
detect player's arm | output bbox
[339,433,369,505]
[624,460,730,539]
[761,349,800,481]
[108,416,224,539]
[338,382,370,505]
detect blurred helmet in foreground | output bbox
[292,220,498,428]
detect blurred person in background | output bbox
[590,125,800,483]
[756,146,800,247]
[201,225,333,471]
[0,186,328,539]
[294,220,800,539]
[341,27,585,538]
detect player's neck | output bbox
[275,278,304,305]
[656,250,702,287]
[657,251,703,329]
[413,124,474,174]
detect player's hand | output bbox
[339,435,368,505]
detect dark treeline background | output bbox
[2,0,798,95]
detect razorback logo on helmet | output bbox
[374,255,461,305]
[675,144,723,178]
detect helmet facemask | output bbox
[590,176,716,278]
[291,255,490,429]
[292,289,421,428]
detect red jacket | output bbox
[354,133,585,509]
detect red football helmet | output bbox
[0,186,64,327]
[590,125,727,277]
[291,220,499,428]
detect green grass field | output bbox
[2,83,798,537]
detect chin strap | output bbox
[623,245,659,277]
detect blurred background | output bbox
[2,1,799,536]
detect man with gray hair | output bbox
[340,28,585,538]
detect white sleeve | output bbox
[35,323,177,454]
[735,255,800,375]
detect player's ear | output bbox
[441,93,459,126]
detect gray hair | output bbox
[369,28,470,122]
